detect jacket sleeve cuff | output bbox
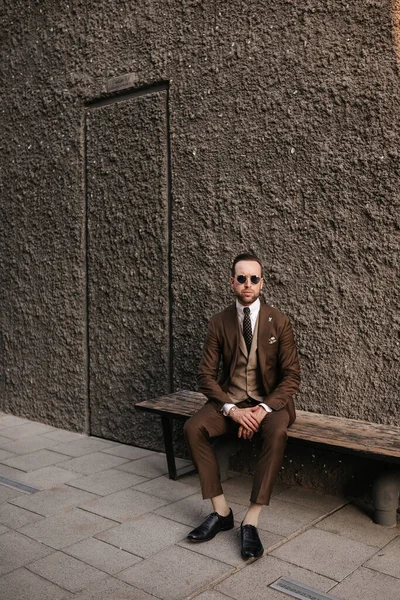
[259,403,273,413]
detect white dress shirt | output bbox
[222,298,273,417]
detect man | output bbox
[184,252,300,559]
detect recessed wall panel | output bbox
[86,91,169,444]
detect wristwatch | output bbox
[228,406,237,416]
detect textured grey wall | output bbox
[1,1,399,450]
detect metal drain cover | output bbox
[0,475,38,494]
[270,577,341,600]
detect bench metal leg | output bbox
[161,416,177,480]
[372,469,400,527]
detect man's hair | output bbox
[231,252,264,277]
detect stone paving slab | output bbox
[0,567,73,600]
[0,483,24,503]
[0,503,44,529]
[96,513,190,558]
[0,524,9,534]
[57,451,130,475]
[0,449,16,461]
[117,545,233,600]
[0,435,59,454]
[271,527,380,581]
[0,530,54,575]
[116,453,191,478]
[19,507,116,549]
[67,468,147,495]
[15,465,83,490]
[0,414,31,427]
[274,485,346,512]
[195,592,232,600]
[364,536,400,579]
[0,422,55,440]
[0,434,17,446]
[133,474,200,501]
[81,488,169,522]
[91,436,120,445]
[27,551,109,593]
[236,497,324,537]
[215,555,337,600]
[72,576,158,600]
[64,536,142,574]
[10,484,99,516]
[316,503,399,546]
[0,448,70,471]
[178,526,283,568]
[40,429,86,443]
[154,493,246,528]
[101,444,156,460]
[0,463,31,482]
[330,566,400,600]
[50,437,117,458]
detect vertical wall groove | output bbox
[82,112,91,435]
[166,86,174,393]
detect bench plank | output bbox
[136,390,400,461]
[290,411,400,460]
[135,390,206,420]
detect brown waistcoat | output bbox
[228,317,267,404]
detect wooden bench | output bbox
[135,390,400,525]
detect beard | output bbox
[235,289,260,306]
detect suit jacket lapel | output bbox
[238,327,248,358]
[222,304,239,376]
[257,303,273,368]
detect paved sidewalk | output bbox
[0,412,398,600]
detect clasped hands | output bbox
[228,406,267,440]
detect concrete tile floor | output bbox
[0,411,399,600]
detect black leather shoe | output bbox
[187,509,234,542]
[240,523,264,559]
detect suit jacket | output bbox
[197,302,300,426]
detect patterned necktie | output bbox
[243,307,252,354]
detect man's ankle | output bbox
[242,502,263,527]
[211,494,230,517]
[242,516,257,527]
[216,507,230,518]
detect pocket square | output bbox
[269,336,277,344]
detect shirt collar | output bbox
[236,297,260,319]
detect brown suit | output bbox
[184,302,300,505]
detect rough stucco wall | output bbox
[171,1,400,426]
[1,1,399,448]
[1,4,87,429]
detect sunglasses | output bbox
[235,275,261,285]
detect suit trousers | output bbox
[184,400,290,505]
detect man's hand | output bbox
[236,406,268,440]
[229,405,268,440]
[228,406,260,434]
